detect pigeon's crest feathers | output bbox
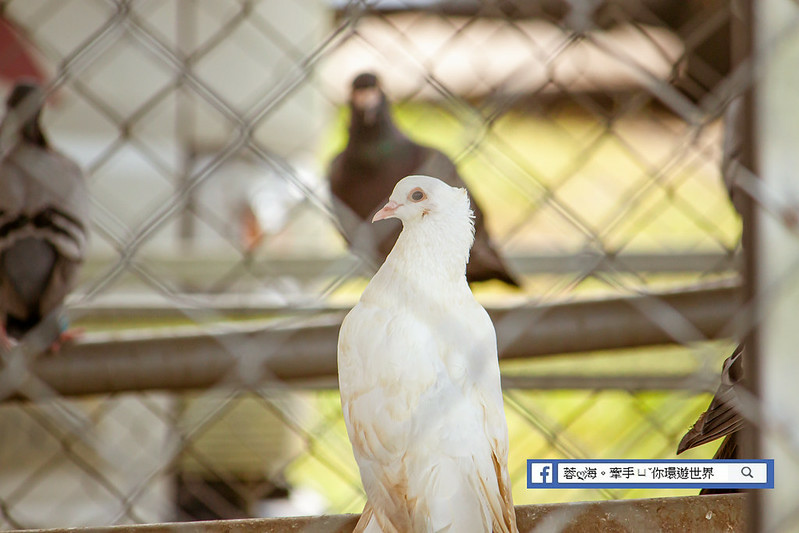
[376,175,473,230]
[370,175,476,287]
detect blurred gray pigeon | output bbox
[329,72,520,287]
[0,81,89,347]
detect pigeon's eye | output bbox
[409,189,425,202]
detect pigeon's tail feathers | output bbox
[491,269,521,288]
[467,230,521,287]
[1,236,80,340]
[1,237,58,339]
[422,455,517,533]
[2,237,57,307]
[420,457,496,533]
[353,502,385,533]
[467,253,521,287]
[491,450,519,532]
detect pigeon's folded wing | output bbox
[459,306,517,533]
[339,301,436,532]
[0,142,89,338]
[340,300,517,532]
[678,345,744,454]
[0,145,89,260]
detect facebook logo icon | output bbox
[528,461,556,487]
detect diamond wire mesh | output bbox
[0,0,791,529]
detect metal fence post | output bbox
[754,0,799,529]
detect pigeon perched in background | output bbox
[237,164,318,253]
[329,72,520,287]
[0,81,89,348]
[338,175,518,532]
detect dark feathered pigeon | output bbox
[677,344,743,494]
[0,82,89,348]
[677,98,747,492]
[677,344,743,457]
[329,72,520,287]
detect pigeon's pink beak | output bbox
[372,200,400,222]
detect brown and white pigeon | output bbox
[337,175,518,532]
[329,72,520,287]
[0,81,89,348]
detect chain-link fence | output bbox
[0,0,793,530]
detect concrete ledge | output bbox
[16,494,745,533]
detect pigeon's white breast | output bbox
[339,296,506,532]
[338,302,442,440]
[341,298,494,450]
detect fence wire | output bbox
[0,0,791,530]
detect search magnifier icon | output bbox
[741,466,754,478]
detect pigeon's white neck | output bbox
[366,201,475,299]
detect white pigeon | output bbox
[337,175,518,533]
